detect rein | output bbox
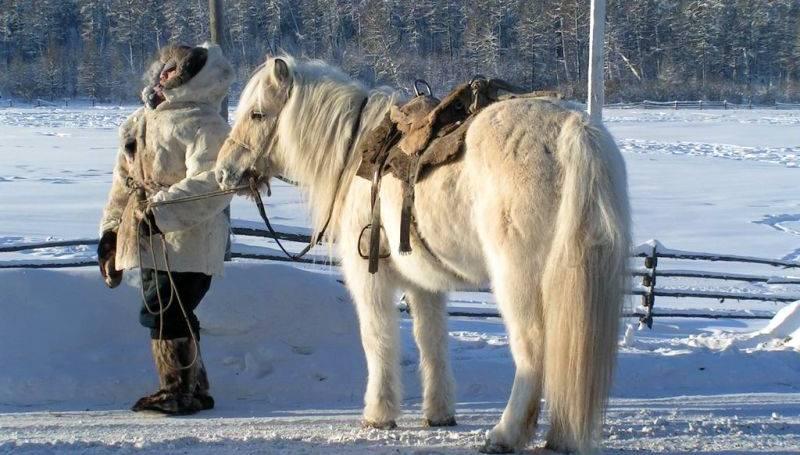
[245,94,370,261]
[148,186,248,207]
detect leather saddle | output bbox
[355,77,560,273]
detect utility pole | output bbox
[209,0,228,121]
[587,0,606,124]
[210,0,232,261]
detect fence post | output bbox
[674,100,678,110]
[699,100,703,110]
[640,245,658,329]
[723,100,727,110]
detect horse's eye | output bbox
[251,111,265,120]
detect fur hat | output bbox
[159,45,208,90]
[141,45,209,108]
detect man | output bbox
[97,43,233,415]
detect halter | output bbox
[227,71,296,183]
[225,122,279,192]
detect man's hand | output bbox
[97,230,122,288]
[137,207,162,236]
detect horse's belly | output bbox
[382,163,488,290]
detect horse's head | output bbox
[216,57,292,190]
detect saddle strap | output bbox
[398,183,413,255]
[367,194,382,274]
[398,153,421,255]
[368,126,400,274]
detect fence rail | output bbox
[605,100,800,110]
[634,241,800,328]
[3,233,799,326]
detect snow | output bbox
[1,106,800,453]
[2,266,800,453]
[0,264,366,410]
[756,300,800,349]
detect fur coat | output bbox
[99,43,234,276]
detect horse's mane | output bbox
[239,56,396,241]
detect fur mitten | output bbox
[97,230,122,288]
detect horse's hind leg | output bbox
[341,255,402,429]
[480,267,545,453]
[405,287,456,426]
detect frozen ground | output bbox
[1,106,799,453]
[5,394,800,454]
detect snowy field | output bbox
[1,106,799,454]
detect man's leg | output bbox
[133,269,213,415]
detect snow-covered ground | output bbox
[1,106,799,453]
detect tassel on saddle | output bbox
[356,77,560,273]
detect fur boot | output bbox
[131,337,214,415]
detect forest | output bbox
[1,0,798,103]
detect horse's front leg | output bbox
[341,254,402,429]
[405,287,456,427]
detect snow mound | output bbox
[0,263,365,411]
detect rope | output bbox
[148,185,249,207]
[157,232,200,370]
[136,200,199,371]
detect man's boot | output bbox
[194,353,214,411]
[131,337,213,415]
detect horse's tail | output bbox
[541,112,630,453]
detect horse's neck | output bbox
[285,89,391,235]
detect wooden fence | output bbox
[632,241,800,328]
[606,100,800,110]
[2,231,799,327]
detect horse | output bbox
[214,56,630,454]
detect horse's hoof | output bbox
[423,416,457,427]
[362,419,397,430]
[479,439,515,454]
[543,441,572,454]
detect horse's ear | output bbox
[272,58,290,86]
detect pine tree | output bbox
[0,0,798,102]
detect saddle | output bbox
[355,77,560,273]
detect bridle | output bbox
[223,108,280,191]
[223,93,370,261]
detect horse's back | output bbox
[467,97,575,162]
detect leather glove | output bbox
[97,230,122,288]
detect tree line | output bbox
[1,0,798,104]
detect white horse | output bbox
[215,56,630,454]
